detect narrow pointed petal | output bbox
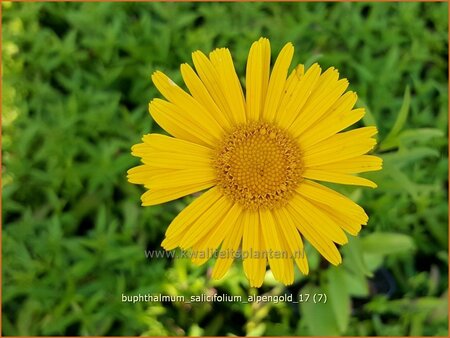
[246,38,271,121]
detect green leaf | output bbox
[358,98,378,128]
[304,53,323,68]
[381,147,440,168]
[384,166,420,199]
[361,232,416,256]
[380,127,444,152]
[326,267,351,333]
[398,128,444,146]
[300,284,340,336]
[363,252,384,272]
[343,270,369,297]
[342,236,373,277]
[304,243,320,270]
[247,323,266,337]
[379,85,411,151]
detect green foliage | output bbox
[2,1,448,336]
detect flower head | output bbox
[128,38,382,287]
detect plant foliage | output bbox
[2,2,448,336]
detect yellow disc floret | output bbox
[214,122,303,210]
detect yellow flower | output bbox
[128,38,382,287]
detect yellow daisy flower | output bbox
[128,38,382,287]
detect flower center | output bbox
[213,121,303,210]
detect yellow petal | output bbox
[296,180,368,224]
[262,42,294,122]
[163,187,221,239]
[138,152,211,169]
[212,213,244,280]
[273,208,309,274]
[191,203,242,266]
[180,63,232,130]
[277,63,322,129]
[302,126,378,167]
[283,64,305,97]
[131,134,213,170]
[245,38,271,121]
[179,195,233,249]
[316,203,363,236]
[149,99,216,147]
[145,169,215,190]
[151,72,224,142]
[141,182,215,207]
[141,133,212,155]
[302,169,378,188]
[310,155,383,174]
[277,227,295,285]
[294,183,366,236]
[129,135,215,194]
[289,68,349,138]
[242,210,267,287]
[285,201,342,266]
[259,209,291,283]
[131,138,207,160]
[161,232,185,251]
[192,50,234,120]
[282,69,297,99]
[127,165,166,185]
[290,193,348,245]
[297,92,360,148]
[209,48,246,124]
[295,64,305,78]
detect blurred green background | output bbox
[2,1,448,336]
